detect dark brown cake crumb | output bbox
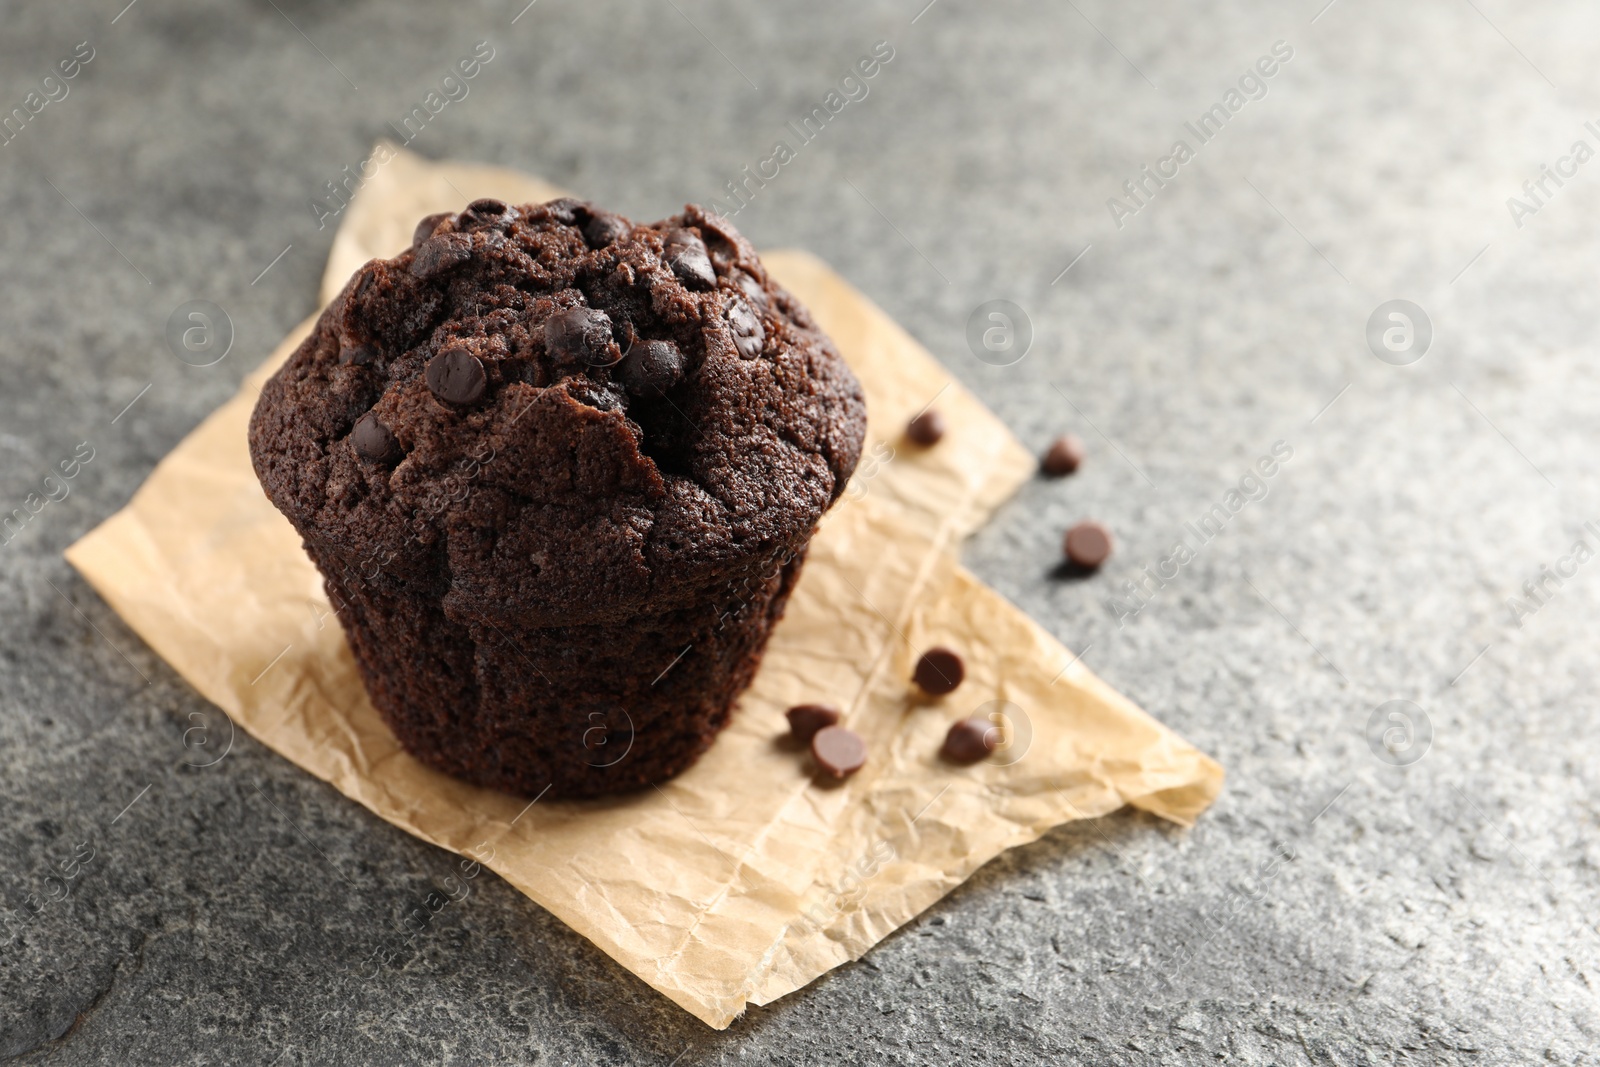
[249,199,866,799]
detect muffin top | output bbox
[249,199,866,626]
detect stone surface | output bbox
[1,0,1597,1063]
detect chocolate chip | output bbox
[351,412,401,464]
[425,346,487,405]
[542,198,585,225]
[1064,520,1113,568]
[663,229,716,290]
[620,339,685,397]
[411,233,473,279]
[1042,433,1085,476]
[583,212,630,249]
[941,716,999,763]
[459,198,514,230]
[544,307,618,367]
[811,725,867,779]
[912,647,964,696]
[412,212,452,247]
[736,271,770,308]
[906,410,946,446]
[727,300,765,360]
[786,704,840,744]
[565,379,626,411]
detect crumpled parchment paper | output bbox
[64,145,1223,1028]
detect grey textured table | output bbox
[2,0,1597,1063]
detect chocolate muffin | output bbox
[249,199,865,798]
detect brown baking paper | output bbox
[65,146,1222,1028]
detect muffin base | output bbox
[315,546,808,799]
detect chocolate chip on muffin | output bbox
[620,339,685,397]
[248,200,867,799]
[737,272,769,309]
[726,300,765,360]
[350,412,401,464]
[663,228,716,290]
[459,197,516,230]
[425,346,487,405]
[545,307,619,368]
[411,232,474,279]
[583,211,630,249]
[412,212,452,247]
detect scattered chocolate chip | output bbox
[545,307,618,367]
[583,211,630,249]
[1042,433,1085,476]
[620,339,685,397]
[913,647,965,696]
[786,704,841,744]
[351,412,401,464]
[340,340,381,366]
[727,300,765,359]
[811,725,867,779]
[663,229,716,290]
[941,716,999,763]
[425,346,487,405]
[906,409,946,446]
[411,233,474,279]
[1064,520,1114,568]
[459,198,514,230]
[412,212,451,246]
